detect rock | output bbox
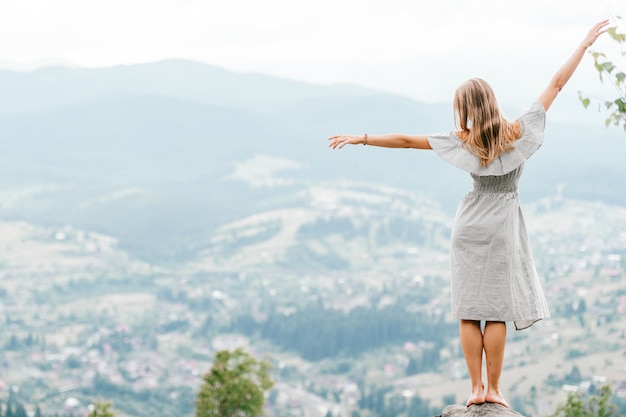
[435,403,526,417]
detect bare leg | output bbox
[483,321,509,408]
[459,319,485,406]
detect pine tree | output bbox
[405,357,419,375]
[5,402,14,417]
[13,404,27,417]
[34,406,42,417]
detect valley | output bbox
[0,183,625,417]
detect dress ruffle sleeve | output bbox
[427,101,546,176]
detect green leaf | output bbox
[594,62,605,82]
[580,97,590,109]
[616,72,626,87]
[607,26,626,43]
[615,98,626,113]
[590,51,606,60]
[600,61,616,73]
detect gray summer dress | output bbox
[427,101,550,330]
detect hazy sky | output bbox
[0,0,623,103]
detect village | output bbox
[0,196,625,416]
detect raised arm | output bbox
[328,133,432,150]
[539,19,609,112]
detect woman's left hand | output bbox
[581,19,609,48]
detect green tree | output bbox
[550,385,621,417]
[406,357,419,375]
[580,16,626,130]
[408,396,431,417]
[88,403,116,417]
[34,406,42,417]
[196,348,274,417]
[12,404,26,417]
[4,402,14,417]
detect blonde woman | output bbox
[328,20,608,408]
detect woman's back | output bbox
[470,167,522,194]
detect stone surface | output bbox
[435,403,526,417]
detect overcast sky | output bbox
[0,0,623,104]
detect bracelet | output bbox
[363,133,368,146]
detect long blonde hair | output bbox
[453,78,520,167]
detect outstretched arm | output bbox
[539,19,609,112]
[328,133,432,150]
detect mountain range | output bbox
[0,59,624,262]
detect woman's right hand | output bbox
[328,134,365,149]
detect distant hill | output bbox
[0,59,623,262]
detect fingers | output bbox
[332,139,348,149]
[327,137,341,149]
[595,19,609,28]
[327,134,349,149]
[583,19,610,47]
[594,19,610,34]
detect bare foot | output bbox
[466,386,486,407]
[485,390,510,408]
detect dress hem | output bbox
[453,315,549,331]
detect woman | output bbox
[328,20,608,408]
